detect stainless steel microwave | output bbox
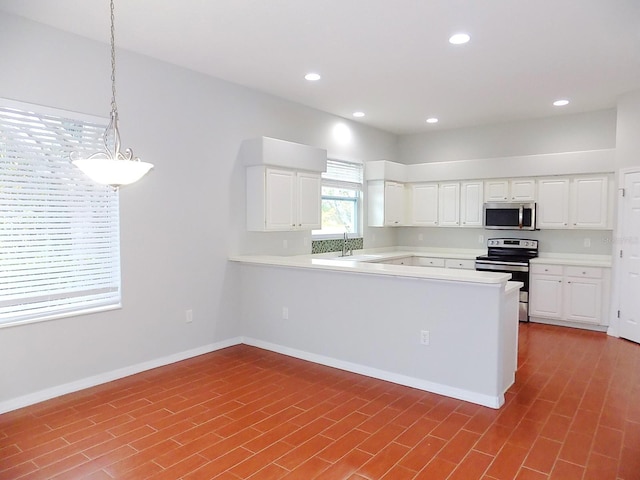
[484,202,536,230]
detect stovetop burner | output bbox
[476,238,539,265]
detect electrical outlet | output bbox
[283,239,288,249]
[584,238,591,248]
[418,233,424,241]
[282,307,289,320]
[420,330,430,345]
[185,309,193,323]
[479,234,484,244]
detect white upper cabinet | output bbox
[243,137,326,232]
[510,179,536,201]
[460,181,484,227]
[247,166,321,231]
[438,182,460,227]
[484,179,536,202]
[385,181,406,226]
[537,175,611,230]
[537,178,570,229]
[368,180,406,227]
[571,176,609,229]
[410,183,439,226]
[296,171,322,229]
[263,168,295,230]
[484,180,510,202]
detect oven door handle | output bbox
[518,205,523,229]
[475,262,530,273]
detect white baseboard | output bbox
[242,337,504,409]
[2,335,504,414]
[0,337,243,414]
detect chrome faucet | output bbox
[342,231,352,256]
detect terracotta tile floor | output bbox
[1,323,639,480]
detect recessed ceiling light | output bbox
[426,117,439,124]
[449,33,470,45]
[352,111,365,118]
[553,99,570,106]
[304,72,321,81]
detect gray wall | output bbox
[398,109,617,164]
[0,13,397,406]
[615,90,640,170]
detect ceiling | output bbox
[1,0,639,134]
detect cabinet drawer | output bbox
[414,257,445,267]
[530,264,563,276]
[444,259,476,270]
[565,266,603,279]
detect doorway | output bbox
[616,168,640,344]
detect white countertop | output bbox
[231,251,511,285]
[531,253,612,268]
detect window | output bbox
[0,100,121,327]
[313,160,363,237]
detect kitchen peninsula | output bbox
[232,251,522,408]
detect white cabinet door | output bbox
[410,183,439,226]
[571,176,608,229]
[444,258,476,270]
[297,171,322,229]
[414,257,446,267]
[484,180,509,202]
[510,179,536,201]
[265,168,296,230]
[537,178,570,229]
[460,181,484,227]
[247,167,321,231]
[384,182,406,226]
[529,274,563,318]
[565,277,602,324]
[438,182,460,226]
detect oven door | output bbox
[475,262,530,321]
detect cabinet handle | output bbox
[582,271,586,275]
[298,223,302,226]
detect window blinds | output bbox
[322,159,363,190]
[0,103,121,326]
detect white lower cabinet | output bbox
[413,257,446,267]
[444,258,476,270]
[379,256,474,270]
[530,263,609,326]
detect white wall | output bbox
[0,13,397,408]
[398,109,617,164]
[615,91,640,170]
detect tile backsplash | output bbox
[312,237,364,254]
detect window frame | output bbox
[312,159,363,240]
[0,98,121,328]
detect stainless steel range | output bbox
[475,238,539,322]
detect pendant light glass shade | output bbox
[71,0,153,187]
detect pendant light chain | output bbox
[110,0,118,117]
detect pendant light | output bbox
[71,0,153,187]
